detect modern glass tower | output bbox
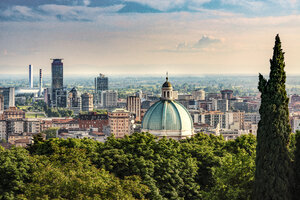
[95,73,108,92]
[51,59,64,107]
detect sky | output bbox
[1,0,300,76]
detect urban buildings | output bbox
[54,88,67,108]
[39,69,43,97]
[81,93,93,112]
[127,96,141,121]
[0,87,15,110]
[108,108,133,138]
[3,107,25,120]
[192,89,205,100]
[51,59,64,107]
[100,90,118,108]
[67,87,81,114]
[94,73,108,106]
[95,73,108,92]
[221,90,233,99]
[79,112,109,132]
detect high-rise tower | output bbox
[29,64,33,88]
[39,69,43,97]
[51,59,64,107]
[94,73,108,106]
[95,73,108,92]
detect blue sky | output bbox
[1,0,300,75]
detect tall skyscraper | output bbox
[39,69,43,97]
[95,73,108,92]
[29,64,33,88]
[94,73,108,106]
[51,59,64,107]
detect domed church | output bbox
[141,76,194,140]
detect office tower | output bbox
[51,59,64,107]
[95,73,108,92]
[0,87,15,110]
[81,93,93,112]
[29,64,33,88]
[101,90,118,108]
[221,90,233,100]
[68,87,81,114]
[39,69,43,97]
[127,96,141,121]
[94,74,108,106]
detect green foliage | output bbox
[42,127,59,139]
[19,148,149,200]
[294,131,300,199]
[26,132,258,200]
[254,34,293,200]
[0,147,33,200]
[5,132,295,199]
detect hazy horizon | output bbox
[1,1,300,75]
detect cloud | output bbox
[123,0,210,11]
[0,4,124,22]
[1,5,38,21]
[159,35,223,52]
[39,4,124,21]
[193,35,222,48]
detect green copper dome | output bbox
[142,100,193,131]
[162,81,172,88]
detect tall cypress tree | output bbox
[294,132,300,199]
[254,34,292,200]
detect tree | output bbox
[0,147,33,199]
[254,34,293,200]
[294,131,300,199]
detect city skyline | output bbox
[1,1,300,75]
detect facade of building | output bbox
[67,87,81,114]
[51,59,64,107]
[95,73,108,92]
[6,120,24,135]
[79,112,109,132]
[54,88,67,108]
[3,107,25,120]
[127,96,141,121]
[192,89,205,100]
[221,90,233,100]
[94,73,108,106]
[24,119,41,134]
[0,121,6,141]
[0,87,15,110]
[39,69,43,97]
[101,90,118,108]
[142,77,194,140]
[108,108,132,138]
[198,111,234,129]
[81,93,93,112]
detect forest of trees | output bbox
[0,132,299,200]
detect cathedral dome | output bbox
[141,76,194,140]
